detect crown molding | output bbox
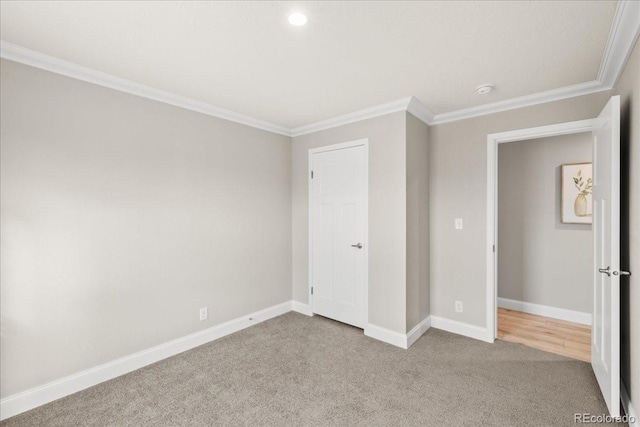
[0,41,292,137]
[596,0,640,89]
[429,0,640,126]
[291,96,438,137]
[290,97,412,137]
[0,39,412,138]
[429,80,608,125]
[2,0,638,136]
[295,0,639,131]
[407,97,435,125]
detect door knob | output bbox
[613,270,631,276]
[598,266,611,277]
[351,243,363,249]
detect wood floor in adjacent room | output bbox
[497,308,591,362]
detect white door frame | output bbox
[486,119,595,342]
[308,138,369,327]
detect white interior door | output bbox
[592,95,621,417]
[310,141,367,329]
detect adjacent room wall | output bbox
[291,112,408,334]
[614,36,639,417]
[0,59,293,398]
[428,91,611,328]
[406,112,430,332]
[498,133,593,314]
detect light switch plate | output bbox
[455,218,463,230]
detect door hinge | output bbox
[311,171,314,179]
[311,286,314,295]
[493,245,495,253]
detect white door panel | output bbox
[311,143,367,329]
[592,95,620,417]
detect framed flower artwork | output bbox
[561,162,593,224]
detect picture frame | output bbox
[561,162,593,224]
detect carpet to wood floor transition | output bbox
[1,312,626,426]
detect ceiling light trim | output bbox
[288,12,308,26]
[596,0,640,89]
[0,41,292,137]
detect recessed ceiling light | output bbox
[288,12,308,26]
[476,84,494,95]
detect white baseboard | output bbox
[621,380,639,427]
[498,297,591,325]
[0,301,292,421]
[430,315,493,343]
[364,316,431,349]
[364,324,408,349]
[291,301,313,316]
[406,316,431,348]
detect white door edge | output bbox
[591,95,621,417]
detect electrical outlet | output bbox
[455,218,463,230]
[455,301,463,313]
[199,307,208,321]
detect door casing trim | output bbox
[486,119,595,342]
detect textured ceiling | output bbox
[0,1,617,128]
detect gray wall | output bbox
[428,91,611,327]
[497,133,593,313]
[4,35,638,414]
[0,59,292,398]
[614,37,640,417]
[292,112,408,334]
[406,112,430,331]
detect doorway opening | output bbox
[495,132,593,362]
[485,119,596,344]
[486,96,621,417]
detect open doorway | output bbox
[495,132,593,362]
[486,97,622,417]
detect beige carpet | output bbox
[1,312,625,426]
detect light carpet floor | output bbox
[1,312,625,426]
